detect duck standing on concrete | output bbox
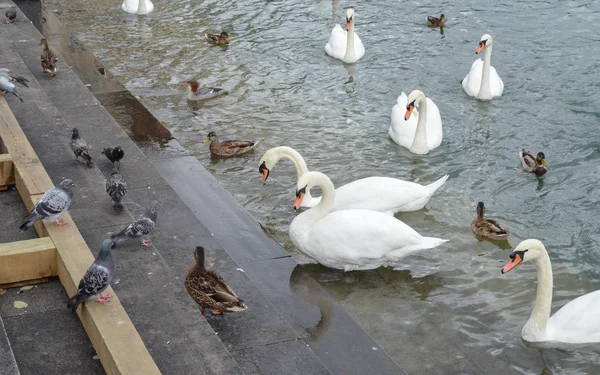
[39,38,58,77]
[101,146,125,168]
[5,7,17,23]
[185,246,247,316]
[67,239,115,312]
[181,80,224,101]
[70,128,94,167]
[205,31,229,45]
[204,131,258,157]
[110,201,158,247]
[20,179,75,230]
[106,167,128,211]
[471,202,509,241]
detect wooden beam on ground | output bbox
[0,97,162,375]
[0,153,14,190]
[0,237,57,287]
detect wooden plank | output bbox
[0,153,13,190]
[0,237,57,285]
[0,278,51,289]
[0,97,54,195]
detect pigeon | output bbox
[20,179,75,231]
[67,239,115,313]
[105,166,128,211]
[70,128,94,167]
[0,75,23,102]
[5,7,16,23]
[110,201,158,247]
[0,68,29,87]
[101,146,124,167]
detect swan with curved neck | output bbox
[288,171,448,271]
[324,8,365,64]
[462,34,504,100]
[502,239,600,343]
[259,146,449,214]
[389,90,443,155]
[122,0,154,15]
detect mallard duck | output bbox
[181,80,224,101]
[185,246,247,316]
[205,31,229,45]
[204,132,258,157]
[520,149,547,177]
[427,14,445,27]
[471,202,509,241]
[39,38,58,77]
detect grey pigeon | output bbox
[67,239,115,312]
[20,179,75,231]
[106,166,128,211]
[101,146,124,167]
[110,201,158,247]
[5,7,16,23]
[0,75,23,102]
[70,128,94,167]
[0,68,29,87]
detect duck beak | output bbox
[180,82,189,86]
[404,103,415,121]
[203,137,211,143]
[541,159,547,167]
[476,41,486,54]
[501,253,523,274]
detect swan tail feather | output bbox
[425,174,449,195]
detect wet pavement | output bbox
[0,1,405,374]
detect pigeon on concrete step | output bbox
[109,201,158,247]
[0,68,29,87]
[20,179,75,231]
[70,128,94,167]
[101,146,124,168]
[0,75,23,102]
[67,239,115,312]
[5,7,16,23]
[106,167,128,211]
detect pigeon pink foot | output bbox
[54,219,67,226]
[96,294,112,304]
[141,239,152,247]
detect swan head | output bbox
[258,148,280,185]
[476,34,493,54]
[404,90,426,121]
[345,8,355,31]
[294,172,319,210]
[501,239,546,274]
[204,131,218,143]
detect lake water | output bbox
[42,0,600,373]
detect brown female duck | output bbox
[471,202,509,241]
[520,149,547,176]
[427,14,445,28]
[185,246,247,316]
[204,131,258,157]
[205,31,230,45]
[39,38,58,77]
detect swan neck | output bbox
[524,252,553,339]
[479,46,492,97]
[411,95,428,148]
[275,147,309,180]
[344,20,355,60]
[310,174,336,218]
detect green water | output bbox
[44,0,600,372]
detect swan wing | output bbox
[424,97,443,150]
[122,0,139,13]
[333,177,433,214]
[324,24,347,60]
[489,65,504,97]
[462,59,483,97]
[389,92,418,149]
[352,32,366,60]
[547,290,600,343]
[297,209,446,271]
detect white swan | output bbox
[324,8,365,64]
[502,239,600,344]
[462,34,504,100]
[259,146,449,214]
[122,0,154,15]
[389,90,443,155]
[288,172,448,271]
